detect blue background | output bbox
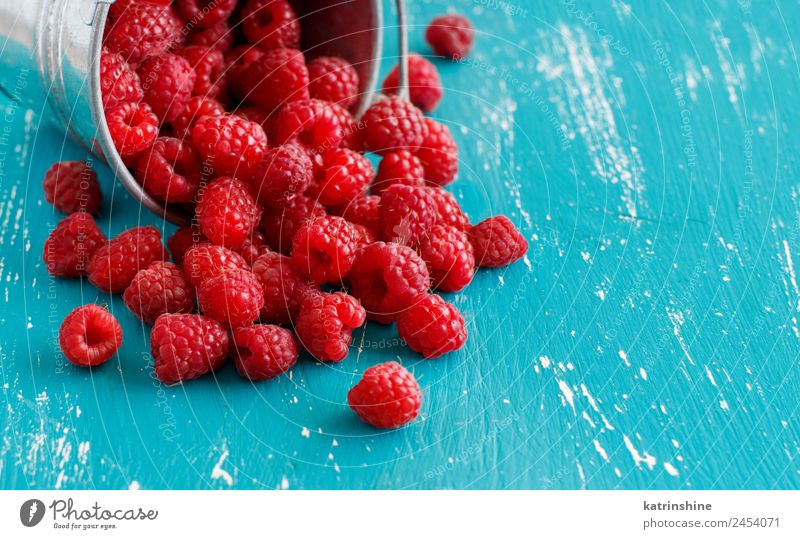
[2,0,800,489]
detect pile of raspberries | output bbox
[42,1,527,429]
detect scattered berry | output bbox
[123,261,195,323]
[291,215,360,284]
[104,2,183,64]
[273,98,342,150]
[232,324,298,380]
[249,144,313,208]
[59,305,123,367]
[197,268,265,327]
[307,56,360,108]
[176,0,237,29]
[294,291,365,362]
[100,49,143,112]
[469,216,528,268]
[196,177,262,249]
[261,195,326,254]
[241,0,300,51]
[135,136,201,203]
[42,161,102,215]
[43,213,107,278]
[151,313,230,383]
[418,224,474,292]
[383,54,443,113]
[347,361,422,428]
[182,242,249,287]
[379,184,437,246]
[372,150,425,196]
[105,101,159,158]
[415,118,458,186]
[429,187,469,230]
[361,96,427,155]
[190,114,268,177]
[307,148,373,206]
[426,14,474,60]
[252,250,314,324]
[243,47,309,112]
[397,293,467,358]
[87,226,168,293]
[138,53,196,122]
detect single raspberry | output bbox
[225,46,265,100]
[108,0,172,19]
[372,150,425,196]
[234,230,271,265]
[87,226,167,293]
[429,187,469,230]
[349,242,430,324]
[347,361,421,428]
[196,177,262,249]
[252,250,314,324]
[180,45,227,100]
[272,99,342,151]
[137,53,196,122]
[240,0,300,51]
[415,118,458,186]
[469,216,528,268]
[167,225,206,265]
[105,101,159,158]
[426,14,474,60]
[295,291,365,362]
[249,144,313,208]
[151,313,230,383]
[123,261,195,323]
[42,161,102,215]
[170,95,225,138]
[328,102,361,150]
[233,324,298,380]
[104,3,183,64]
[307,148,372,207]
[332,194,380,238]
[382,54,443,113]
[100,49,143,112]
[307,56,360,108]
[191,114,268,177]
[187,20,234,52]
[197,268,264,327]
[242,48,309,112]
[59,305,123,367]
[361,96,427,155]
[291,215,360,284]
[43,213,107,278]
[182,242,249,287]
[397,293,467,358]
[379,184,437,246]
[176,0,236,29]
[261,195,326,254]
[135,136,201,203]
[418,224,474,292]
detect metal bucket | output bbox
[0,0,407,225]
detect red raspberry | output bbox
[383,54,443,113]
[429,187,469,230]
[105,101,159,158]
[372,150,425,196]
[151,313,230,383]
[397,293,467,358]
[100,49,143,112]
[59,305,123,367]
[349,242,430,324]
[167,225,206,265]
[108,0,171,19]
[88,226,167,293]
[196,177,261,249]
[295,291,365,362]
[42,161,102,215]
[234,230,271,265]
[469,216,528,268]
[197,268,264,327]
[332,194,380,238]
[416,118,458,186]
[273,99,342,151]
[291,215,359,284]
[180,45,227,100]
[418,224,474,292]
[307,56,360,108]
[379,184,436,246]
[243,48,309,112]
[225,46,265,100]
[425,14,474,60]
[43,213,106,278]
[123,261,195,323]
[170,95,225,138]
[249,144,313,208]
[104,3,183,64]
[252,250,314,324]
[176,0,236,29]
[233,324,298,380]
[182,242,249,287]
[241,0,300,51]
[187,21,234,52]
[352,224,376,246]
[191,114,268,177]
[347,361,421,428]
[307,148,372,207]
[137,53,196,122]
[361,96,427,155]
[261,195,326,254]
[328,102,361,150]
[135,136,201,203]
[235,106,274,133]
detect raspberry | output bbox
[307,148,372,207]
[100,49,143,112]
[191,114,268,177]
[349,242,430,324]
[135,136,201,203]
[429,187,469,230]
[197,268,264,327]
[43,213,107,278]
[108,0,172,19]
[170,95,225,138]
[291,215,359,284]
[372,150,425,196]
[104,3,183,64]
[137,53,196,122]
[361,96,427,155]
[416,118,458,186]
[307,56,360,108]
[243,48,309,112]
[105,101,159,158]
[234,230,271,265]
[235,106,274,133]
[332,194,380,238]
[241,0,300,51]
[232,324,299,380]
[347,361,421,428]
[398,294,467,358]
[182,242,249,287]
[352,224,377,246]
[187,21,234,52]
[469,216,528,268]
[272,99,342,151]
[123,261,195,323]
[196,177,262,249]
[261,195,326,254]
[418,224,474,292]
[252,250,314,324]
[167,225,206,265]
[226,46,265,100]
[176,0,236,29]
[151,313,230,384]
[383,54,443,113]
[87,226,168,293]
[328,102,361,150]
[180,45,227,100]
[59,305,123,367]
[249,144,313,208]
[379,184,436,246]
[295,291,365,362]
[42,161,102,215]
[426,14,474,60]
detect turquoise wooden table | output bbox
[2,0,800,490]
